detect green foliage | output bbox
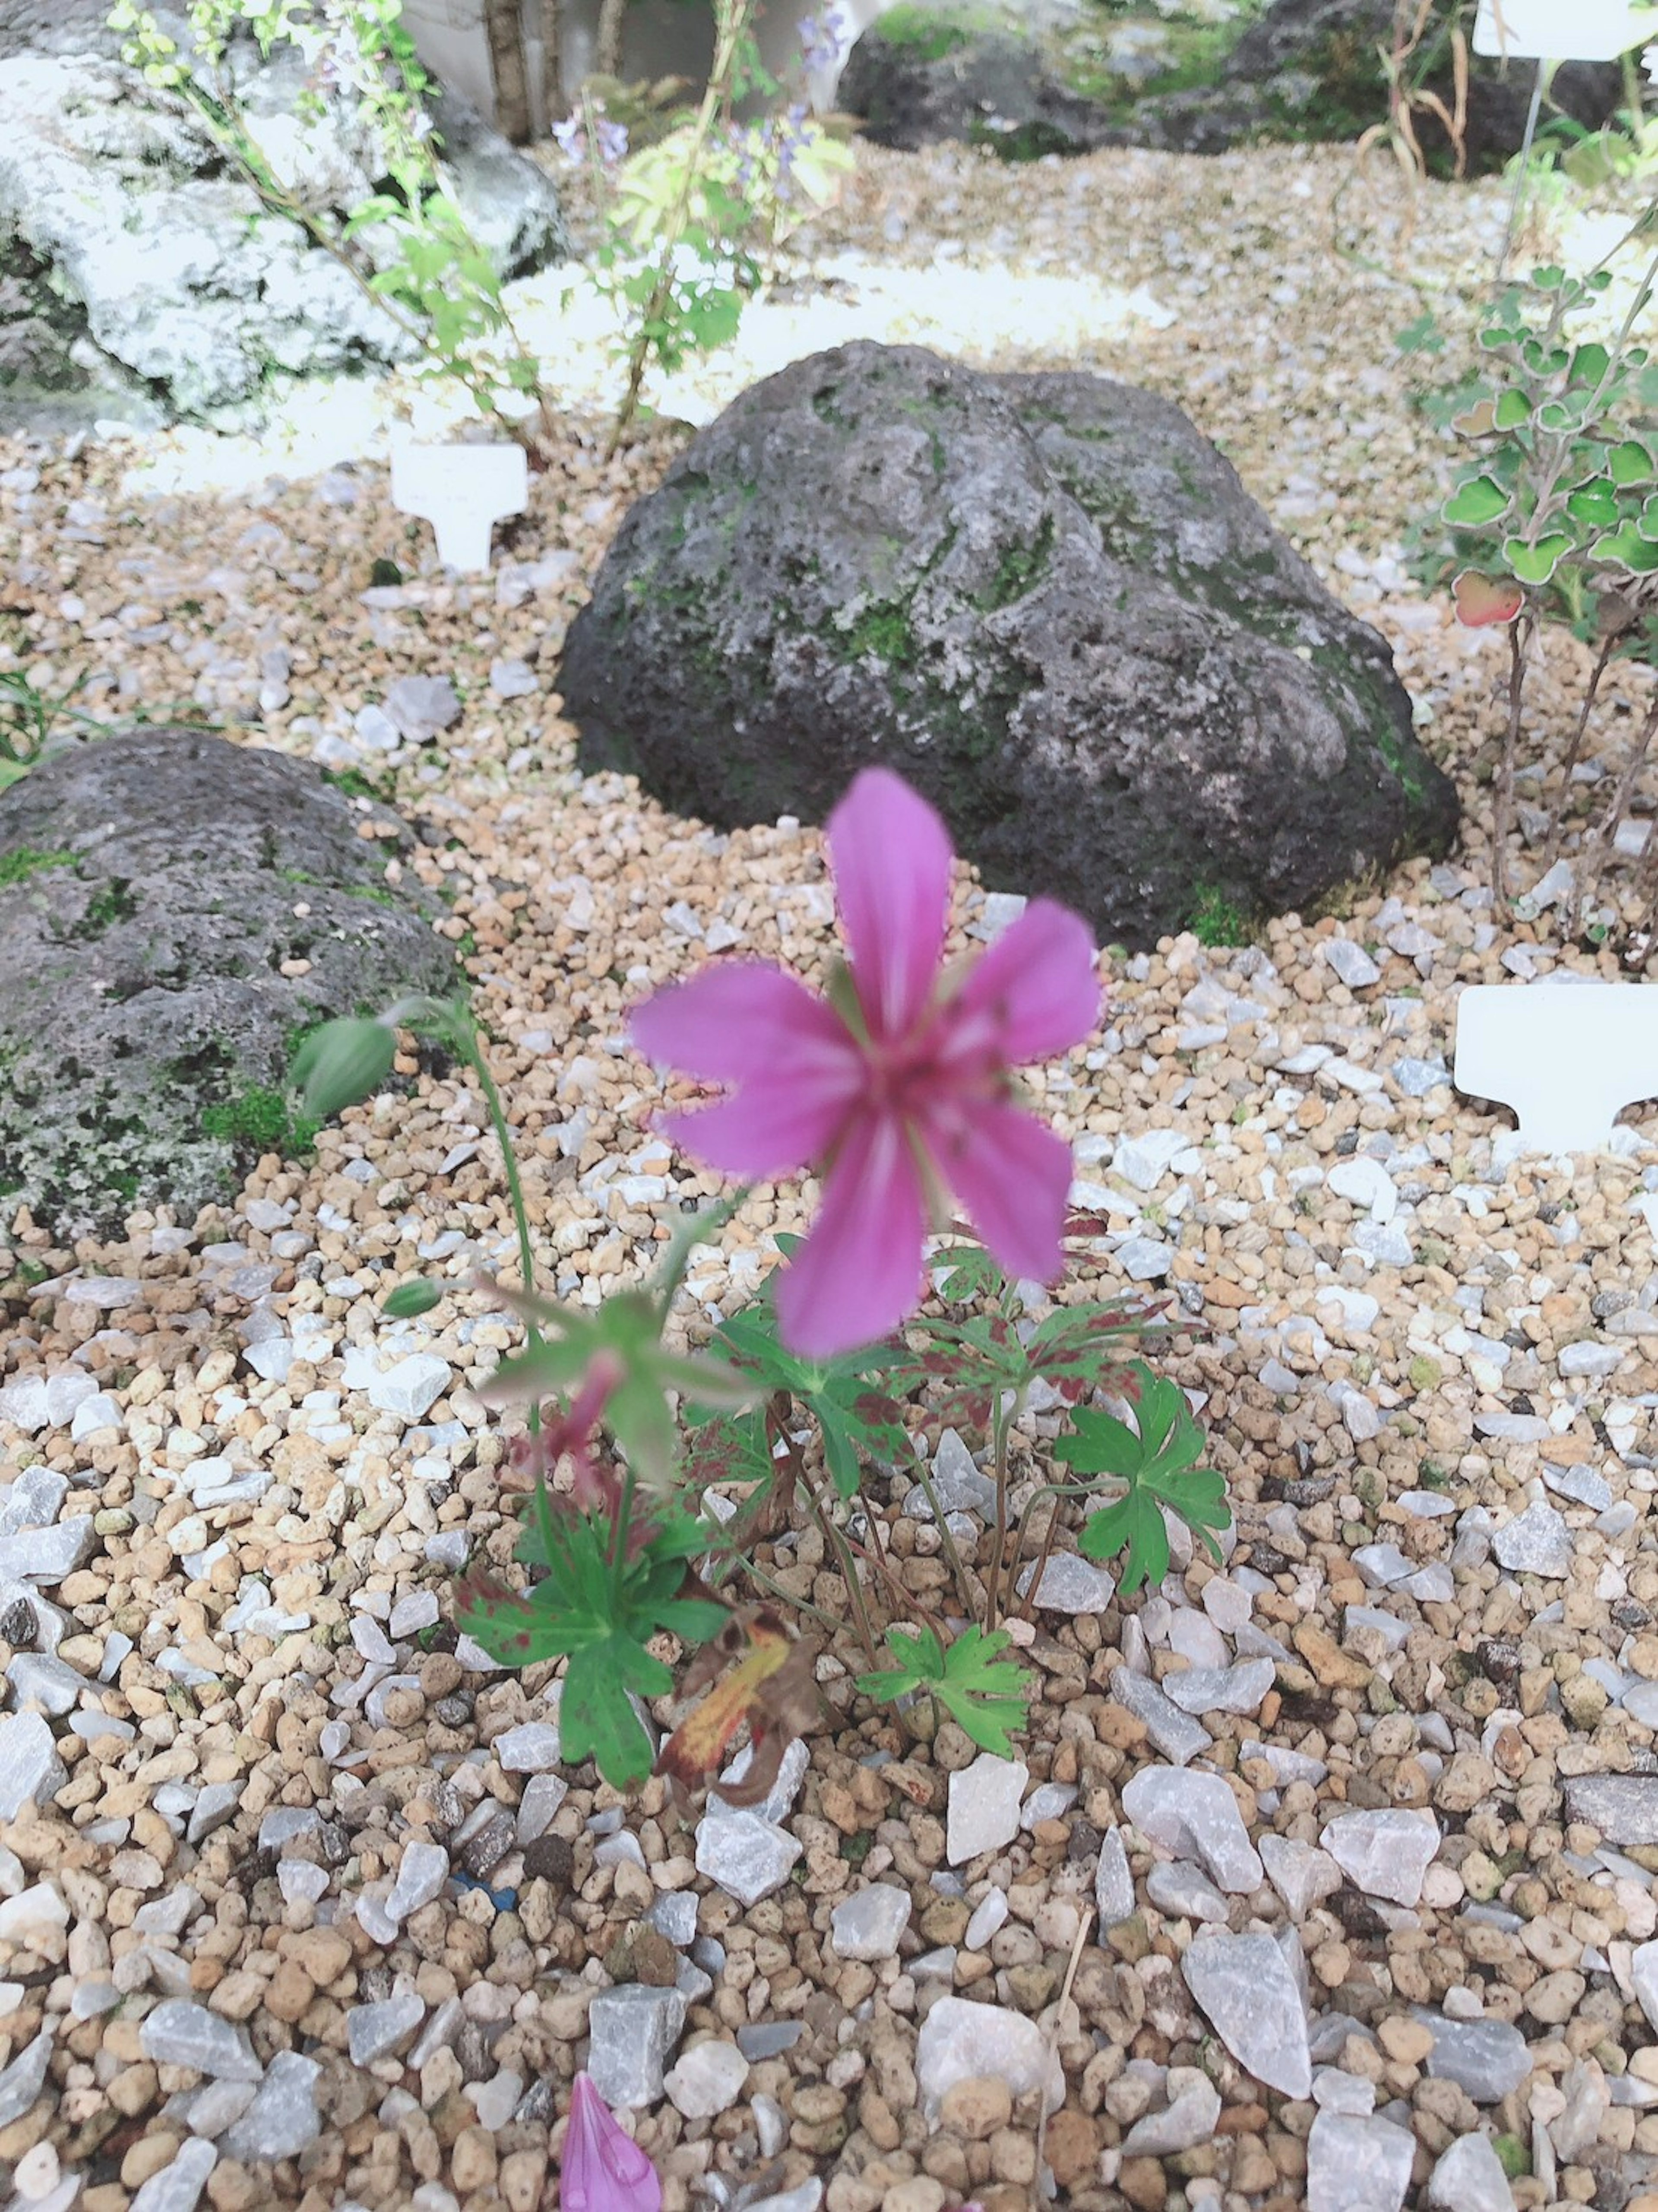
[871,5,972,60]
[458,1485,727,1788]
[202,1084,319,1157]
[1055,1363,1232,1594]
[684,1236,910,1500]
[1184,883,1254,947]
[857,1624,1033,1756]
[0,847,77,887]
[383,1279,442,1318]
[886,1236,1159,1434]
[290,1015,399,1121]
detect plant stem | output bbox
[1573,686,1658,936]
[449,1009,543,1437]
[605,0,755,450]
[913,1456,978,1618]
[769,1411,881,1669]
[1492,612,1533,913]
[1543,630,1618,875]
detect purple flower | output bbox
[595,117,630,167]
[561,2073,661,2212]
[633,769,1100,1359]
[551,114,586,163]
[798,7,846,71]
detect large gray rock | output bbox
[839,1,1118,162]
[563,341,1456,948]
[0,729,457,1236]
[0,8,565,422]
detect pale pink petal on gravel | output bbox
[948,900,1100,1067]
[828,767,954,1042]
[775,1110,927,1358]
[631,963,851,1086]
[562,2073,661,2212]
[931,1100,1075,1285]
[659,1068,857,1180]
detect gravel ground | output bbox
[3,136,1658,2212]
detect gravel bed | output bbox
[2,136,1658,2212]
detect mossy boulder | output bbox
[560,340,1458,949]
[0,728,458,1237]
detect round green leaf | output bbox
[290,1017,397,1120]
[1609,440,1655,488]
[1443,475,1510,528]
[383,1280,442,1318]
[1503,533,1573,586]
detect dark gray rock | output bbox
[0,728,457,1236]
[562,341,1456,948]
[1130,0,1627,168]
[839,2,1118,162]
[0,10,565,422]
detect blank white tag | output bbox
[1455,982,1658,1152]
[1472,0,1655,60]
[389,442,528,574]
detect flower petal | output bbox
[948,899,1100,1067]
[828,768,954,1042]
[659,1068,856,1181]
[930,1099,1074,1286]
[563,2074,662,2212]
[775,1110,927,1359]
[631,963,851,1087]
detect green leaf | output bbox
[857,1624,1033,1757]
[1609,440,1656,488]
[1566,482,1620,529]
[1057,1361,1232,1596]
[1492,388,1531,430]
[1594,526,1658,575]
[1443,476,1510,528]
[382,1280,442,1319]
[290,1017,397,1120]
[1503,532,1574,586]
[1079,1487,1169,1593]
[561,1638,665,1788]
[1570,341,1611,389]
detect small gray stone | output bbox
[515,1770,569,1844]
[0,1466,69,1535]
[347,1989,425,2067]
[915,1995,1063,2117]
[1121,2067,1222,2155]
[743,2188,823,2212]
[664,2038,750,2119]
[1015,1550,1116,1613]
[1146,1860,1228,1922]
[495,1720,562,1772]
[1306,2109,1415,2212]
[1122,1768,1262,1893]
[140,2001,262,2082]
[1260,1835,1341,1921]
[1113,1128,1190,1191]
[830,1883,912,1960]
[0,2028,53,2126]
[386,1841,449,1921]
[1631,1939,1658,2034]
[1162,1658,1274,1715]
[586,1983,687,2110]
[0,1378,47,1433]
[1418,2012,1531,2102]
[695,1810,801,1906]
[0,1712,68,1821]
[1426,2132,1517,2212]
[1110,1665,1212,1765]
[647,1892,699,1949]
[1323,938,1381,989]
[1095,1827,1136,1925]
[0,1518,94,1583]
[736,2021,803,2060]
[1492,1501,1573,1578]
[7,1652,83,1716]
[1116,1235,1171,1281]
[130,2140,218,2212]
[489,657,538,698]
[1183,1931,1311,2097]
[365,1353,450,1424]
[1321,1809,1439,1905]
[221,2052,322,2161]
[186,1783,241,1847]
[903,1429,996,1518]
[1392,1051,1449,1095]
[712,1735,809,1824]
[389,1591,440,1639]
[946,1753,1028,1864]
[1559,1339,1624,1377]
[1565,1774,1658,1844]
[1351,1543,1414,1588]
[1541,1462,1614,1512]
[383,675,462,743]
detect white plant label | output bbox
[1455,982,1658,1152]
[1472,0,1656,60]
[389,441,529,574]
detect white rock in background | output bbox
[1426,2132,1516,2212]
[1320,1810,1440,1907]
[947,1755,1028,1864]
[829,1884,911,1961]
[664,2039,749,2119]
[1121,1768,1262,1893]
[915,1996,1063,2117]
[1306,2109,1415,2212]
[1182,1932,1311,2098]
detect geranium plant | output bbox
[293,768,1231,1790]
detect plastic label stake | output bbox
[1454,982,1658,1153]
[389,442,529,574]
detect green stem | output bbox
[914,1457,977,1619]
[449,1008,543,1438]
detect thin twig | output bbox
[912,1456,978,1619]
[1492,613,1534,913]
[1034,1906,1095,2201]
[1543,631,1619,874]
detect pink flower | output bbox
[632,768,1100,1357]
[561,2073,661,2212]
